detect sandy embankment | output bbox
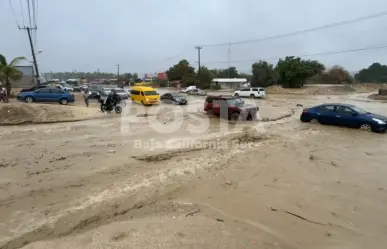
[266,83,386,95]
[0,103,103,125]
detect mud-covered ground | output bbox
[1,91,387,249]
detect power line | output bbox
[8,0,20,28]
[32,0,37,46]
[201,10,387,47]
[19,0,25,27]
[32,0,36,27]
[202,44,387,65]
[26,0,32,28]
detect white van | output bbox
[234,87,266,98]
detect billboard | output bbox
[157,72,168,80]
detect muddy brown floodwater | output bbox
[0,92,387,249]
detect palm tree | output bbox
[0,54,26,96]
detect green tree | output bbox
[303,60,325,76]
[210,67,239,78]
[166,59,196,86]
[239,73,252,82]
[0,54,26,95]
[355,63,387,83]
[198,66,214,89]
[276,56,324,88]
[251,60,277,87]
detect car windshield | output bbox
[352,106,368,115]
[144,91,158,96]
[172,93,184,98]
[88,86,98,90]
[227,98,244,107]
[114,89,125,93]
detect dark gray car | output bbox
[160,93,188,105]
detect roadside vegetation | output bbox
[43,58,387,90]
[0,54,26,95]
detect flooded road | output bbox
[0,92,387,249]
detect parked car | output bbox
[99,87,113,97]
[187,88,206,96]
[16,88,75,105]
[59,83,74,92]
[300,103,387,133]
[112,88,129,99]
[67,80,81,92]
[234,87,266,98]
[160,93,187,105]
[81,83,89,91]
[19,85,48,93]
[87,85,103,99]
[181,86,196,93]
[204,95,258,121]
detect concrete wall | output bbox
[10,66,35,88]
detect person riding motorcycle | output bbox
[102,89,121,111]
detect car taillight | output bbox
[302,108,308,113]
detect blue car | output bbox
[300,103,387,133]
[17,88,75,105]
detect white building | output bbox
[211,78,248,89]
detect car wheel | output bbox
[250,94,255,98]
[25,96,34,103]
[230,112,239,123]
[359,123,372,132]
[142,101,148,106]
[60,98,68,105]
[310,118,320,124]
[234,93,239,97]
[115,106,122,114]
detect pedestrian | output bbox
[83,87,89,107]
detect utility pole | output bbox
[117,64,121,88]
[97,69,100,83]
[195,46,202,87]
[19,26,40,86]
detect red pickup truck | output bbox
[204,95,259,121]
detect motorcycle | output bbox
[98,95,125,114]
[0,91,9,103]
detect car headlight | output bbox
[146,98,149,101]
[372,118,386,125]
[88,91,91,94]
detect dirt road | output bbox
[1,92,387,249]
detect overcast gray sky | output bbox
[2,0,387,75]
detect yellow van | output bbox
[130,86,160,106]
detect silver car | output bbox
[187,88,206,96]
[113,88,129,99]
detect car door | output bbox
[51,89,65,102]
[239,89,249,97]
[35,88,51,102]
[162,94,172,103]
[315,105,336,124]
[335,106,358,127]
[252,88,259,97]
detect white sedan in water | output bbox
[187,88,206,96]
